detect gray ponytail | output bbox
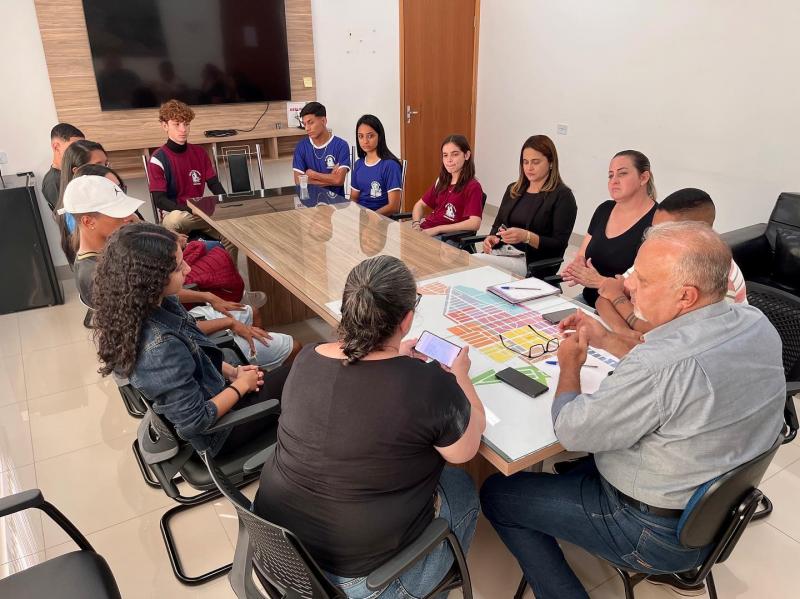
[338,255,417,364]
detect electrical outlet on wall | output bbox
[0,152,8,165]
[556,123,568,136]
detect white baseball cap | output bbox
[58,175,144,218]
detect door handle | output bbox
[406,104,419,124]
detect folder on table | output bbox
[487,276,561,304]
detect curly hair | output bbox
[92,223,178,377]
[338,255,417,364]
[158,99,195,123]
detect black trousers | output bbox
[216,364,290,456]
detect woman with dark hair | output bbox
[56,160,121,265]
[255,255,485,597]
[92,222,289,456]
[349,114,403,215]
[561,149,658,307]
[53,140,109,263]
[55,140,108,214]
[478,135,577,276]
[410,134,483,237]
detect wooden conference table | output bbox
[188,185,580,479]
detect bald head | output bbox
[626,221,731,327]
[644,221,730,301]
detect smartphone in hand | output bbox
[414,330,461,368]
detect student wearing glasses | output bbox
[349,114,403,215]
[255,255,485,597]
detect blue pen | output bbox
[545,360,598,369]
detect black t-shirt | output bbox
[74,252,99,307]
[254,343,471,577]
[583,200,657,307]
[42,166,61,212]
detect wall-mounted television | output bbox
[81,0,292,110]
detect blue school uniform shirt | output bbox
[292,135,351,196]
[351,158,403,211]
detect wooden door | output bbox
[400,0,480,210]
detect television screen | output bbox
[81,0,292,110]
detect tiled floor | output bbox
[1,274,799,598]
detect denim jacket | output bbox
[129,296,230,455]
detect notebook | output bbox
[487,276,561,304]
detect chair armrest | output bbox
[208,329,234,342]
[206,399,280,434]
[366,518,450,590]
[786,381,800,396]
[183,283,199,291]
[243,444,276,474]
[526,257,565,278]
[438,230,475,243]
[0,489,44,518]
[457,234,487,246]
[0,489,95,551]
[389,211,413,221]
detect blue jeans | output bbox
[325,466,480,598]
[480,458,710,599]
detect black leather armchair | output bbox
[721,192,800,297]
[0,489,122,598]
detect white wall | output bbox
[311,0,401,155]
[475,0,800,234]
[0,0,401,266]
[0,0,65,265]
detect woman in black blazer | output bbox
[478,135,577,276]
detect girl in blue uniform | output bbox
[349,114,403,215]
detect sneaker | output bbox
[242,290,267,310]
[646,574,706,597]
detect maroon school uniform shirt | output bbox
[420,178,483,230]
[148,142,217,206]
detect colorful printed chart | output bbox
[326,265,619,466]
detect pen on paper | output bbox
[500,285,542,291]
[545,360,599,369]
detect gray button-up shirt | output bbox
[552,301,785,509]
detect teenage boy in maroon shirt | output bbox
[147,99,236,257]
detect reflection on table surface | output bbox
[188,188,479,311]
[187,184,350,220]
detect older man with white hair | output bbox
[481,221,786,599]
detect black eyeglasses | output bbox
[499,325,559,358]
[414,293,422,309]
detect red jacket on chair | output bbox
[182,241,244,303]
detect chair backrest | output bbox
[220,144,264,193]
[765,192,800,249]
[678,433,783,548]
[141,154,163,224]
[204,454,345,599]
[746,281,800,381]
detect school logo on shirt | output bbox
[370,181,382,198]
[325,155,336,169]
[444,202,457,221]
[189,169,202,185]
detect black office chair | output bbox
[391,193,487,246]
[203,450,473,599]
[134,387,281,584]
[722,192,800,298]
[514,433,784,599]
[745,281,800,520]
[215,144,266,193]
[0,489,122,599]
